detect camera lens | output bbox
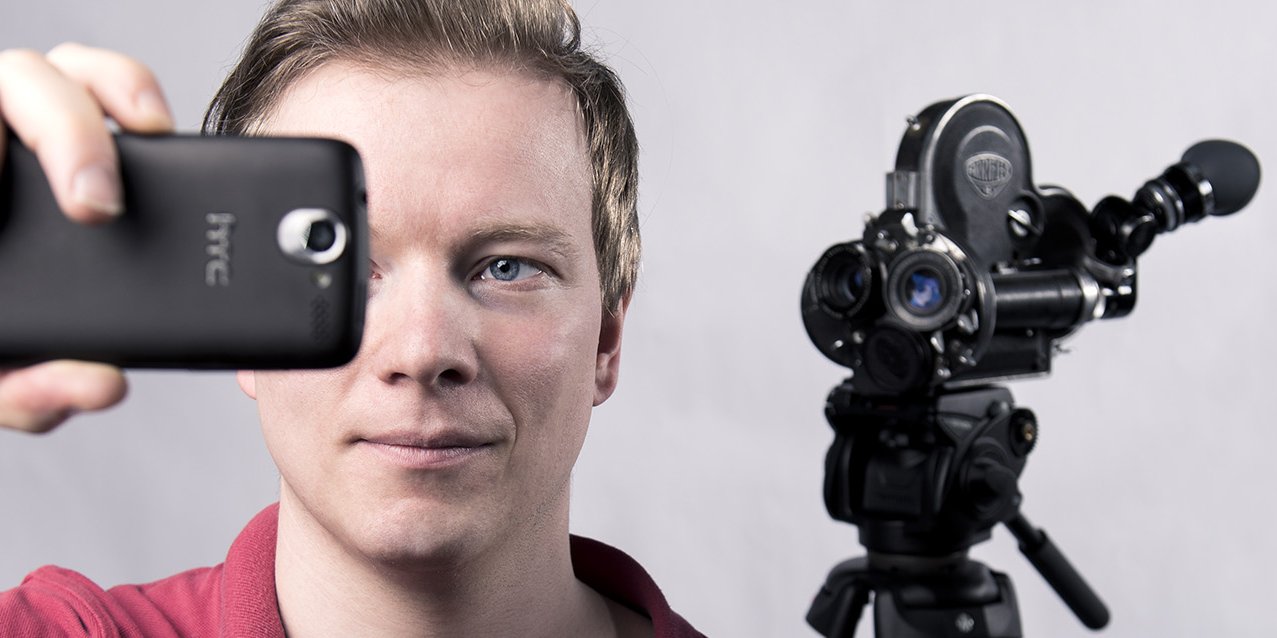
[306,220,338,252]
[862,325,932,394]
[824,261,867,309]
[905,267,944,314]
[885,250,963,331]
[278,208,348,265]
[812,242,874,317]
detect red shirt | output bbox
[1,504,704,637]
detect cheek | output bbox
[253,369,349,466]
[484,305,600,440]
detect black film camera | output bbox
[801,95,1260,638]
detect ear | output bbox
[593,296,630,406]
[236,370,258,400]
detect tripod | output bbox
[806,384,1109,637]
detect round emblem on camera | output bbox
[964,152,1013,199]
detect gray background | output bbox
[2,1,1275,636]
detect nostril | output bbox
[437,368,468,386]
[383,368,469,387]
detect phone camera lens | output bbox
[306,220,338,252]
[278,208,348,265]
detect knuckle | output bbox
[113,60,163,104]
[115,63,161,98]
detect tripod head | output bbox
[808,385,1107,637]
[800,95,1260,637]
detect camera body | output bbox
[801,95,1255,396]
[803,96,1056,395]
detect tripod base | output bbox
[808,556,1022,638]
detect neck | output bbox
[272,483,616,638]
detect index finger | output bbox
[0,48,122,223]
[45,43,173,134]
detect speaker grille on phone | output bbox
[311,296,331,343]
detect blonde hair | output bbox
[203,0,639,311]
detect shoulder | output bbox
[0,504,283,637]
[0,563,221,637]
[1,565,113,636]
[570,535,707,638]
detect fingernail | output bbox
[72,164,123,217]
[136,89,173,128]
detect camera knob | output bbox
[1091,196,1157,262]
[963,456,1020,525]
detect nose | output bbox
[362,269,479,389]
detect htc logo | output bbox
[205,212,236,287]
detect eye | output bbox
[479,257,544,283]
[367,259,384,295]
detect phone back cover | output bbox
[0,134,367,368]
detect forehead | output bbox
[258,60,593,243]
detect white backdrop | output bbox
[2,1,1275,636]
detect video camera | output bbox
[801,95,1259,397]
[801,95,1260,638]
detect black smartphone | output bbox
[0,133,367,369]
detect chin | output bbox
[347,495,497,570]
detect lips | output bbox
[360,430,491,449]
[355,430,497,470]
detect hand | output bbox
[0,43,174,432]
[0,362,128,433]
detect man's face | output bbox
[236,61,625,565]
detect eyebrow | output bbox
[366,218,583,263]
[464,223,581,260]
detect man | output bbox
[0,0,703,635]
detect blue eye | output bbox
[488,258,520,281]
[482,257,542,282]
